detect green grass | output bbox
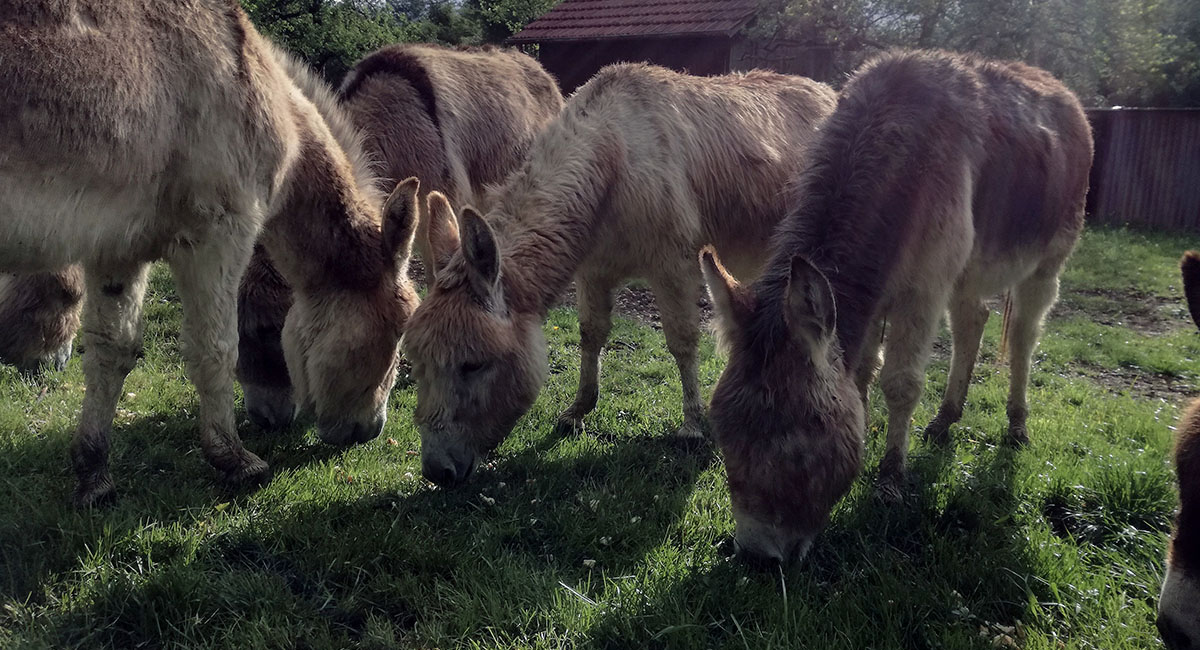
[1,226,1196,649]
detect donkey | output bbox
[0,267,83,373]
[237,43,563,431]
[1158,251,1200,649]
[701,50,1092,562]
[401,63,838,486]
[0,0,418,506]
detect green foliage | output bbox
[238,0,558,83]
[465,0,559,42]
[751,0,1200,106]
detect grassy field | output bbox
[1,226,1198,649]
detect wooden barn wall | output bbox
[1086,108,1200,232]
[537,37,732,94]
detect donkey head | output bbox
[281,178,421,446]
[402,193,547,487]
[701,248,864,565]
[1158,252,1200,649]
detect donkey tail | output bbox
[1181,251,1200,332]
[998,292,1014,362]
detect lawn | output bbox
[1,226,1198,649]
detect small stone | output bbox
[582,559,596,568]
[630,516,641,524]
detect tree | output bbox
[750,0,1200,106]
[465,0,558,43]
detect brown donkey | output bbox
[0,1,418,505]
[238,43,563,431]
[1158,251,1200,649]
[0,267,83,373]
[402,63,837,486]
[702,50,1092,562]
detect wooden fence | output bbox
[1086,108,1200,232]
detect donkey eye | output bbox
[460,361,486,375]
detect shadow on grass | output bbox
[0,405,361,605]
[6,416,720,648]
[578,435,1037,650]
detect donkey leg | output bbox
[71,263,150,507]
[876,300,942,502]
[1005,271,1060,446]
[555,276,616,436]
[855,318,885,422]
[170,237,269,485]
[925,294,989,447]
[651,269,706,439]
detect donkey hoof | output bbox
[672,421,707,440]
[874,471,908,504]
[553,415,585,437]
[923,418,953,448]
[73,475,117,509]
[219,451,272,487]
[874,480,906,505]
[1007,424,1030,447]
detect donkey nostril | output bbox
[423,461,459,487]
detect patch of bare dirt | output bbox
[1051,287,1188,336]
[1065,365,1198,401]
[556,283,713,330]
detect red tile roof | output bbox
[507,0,758,43]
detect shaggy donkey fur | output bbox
[0,267,83,373]
[1158,251,1200,650]
[703,50,1092,562]
[0,0,418,505]
[401,63,837,486]
[237,43,562,430]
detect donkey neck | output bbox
[1175,428,1200,572]
[490,137,621,315]
[260,127,386,296]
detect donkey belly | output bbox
[0,169,167,271]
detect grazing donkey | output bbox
[0,0,418,505]
[1158,251,1200,649]
[402,63,837,486]
[238,43,563,430]
[702,50,1092,562]
[0,267,83,373]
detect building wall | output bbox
[537,37,732,93]
[1086,109,1200,231]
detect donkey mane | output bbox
[267,42,384,209]
[747,51,986,366]
[339,45,442,138]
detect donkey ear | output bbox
[425,191,460,278]
[784,254,836,344]
[459,207,501,298]
[382,177,419,263]
[700,246,743,329]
